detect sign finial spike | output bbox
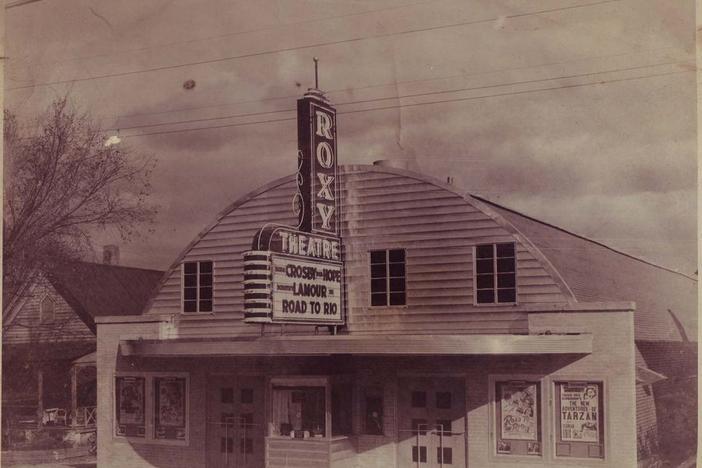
[313,57,319,89]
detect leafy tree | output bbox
[3,97,157,314]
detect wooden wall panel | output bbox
[4,277,94,344]
[147,167,570,337]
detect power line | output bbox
[108,61,682,133]
[7,0,622,91]
[16,0,446,66]
[121,69,688,139]
[336,70,687,116]
[6,0,45,9]
[116,45,678,122]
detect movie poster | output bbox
[559,382,600,443]
[116,376,145,437]
[499,382,538,441]
[117,376,144,424]
[155,377,186,440]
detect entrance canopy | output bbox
[120,333,591,357]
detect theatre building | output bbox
[95,89,696,468]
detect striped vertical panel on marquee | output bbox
[243,250,273,322]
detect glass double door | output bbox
[206,375,265,468]
[398,377,466,468]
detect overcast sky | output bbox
[5,0,697,274]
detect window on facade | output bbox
[363,387,384,435]
[494,380,542,456]
[183,261,213,313]
[475,243,516,304]
[362,387,385,435]
[370,249,406,306]
[40,296,55,323]
[554,381,604,459]
[271,386,325,437]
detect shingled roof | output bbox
[47,261,164,333]
[473,195,697,342]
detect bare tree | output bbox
[3,97,157,313]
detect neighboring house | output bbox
[2,258,163,436]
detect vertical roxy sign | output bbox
[295,91,338,236]
[244,86,344,325]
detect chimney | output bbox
[103,245,120,265]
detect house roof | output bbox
[472,195,697,342]
[47,261,164,333]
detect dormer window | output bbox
[40,296,55,322]
[475,243,516,304]
[182,261,213,313]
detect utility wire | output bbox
[106,62,683,132]
[116,45,678,121]
[16,0,446,66]
[7,0,622,91]
[6,0,45,9]
[121,69,688,139]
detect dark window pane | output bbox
[370,250,386,264]
[221,388,234,403]
[371,264,387,278]
[199,300,213,312]
[497,273,515,288]
[476,245,494,259]
[411,391,426,408]
[388,262,405,277]
[200,287,213,300]
[412,446,427,463]
[200,274,213,286]
[389,278,405,292]
[476,274,494,289]
[496,243,515,258]
[436,392,452,409]
[184,275,197,287]
[371,278,386,293]
[184,288,197,300]
[183,300,197,312]
[240,438,253,453]
[221,437,233,453]
[371,293,387,307]
[389,292,406,306]
[241,388,254,404]
[497,258,515,273]
[412,419,428,435]
[497,289,516,303]
[477,290,495,304]
[364,395,384,435]
[184,262,197,274]
[436,419,452,436]
[438,447,452,464]
[240,413,253,427]
[221,412,235,428]
[389,249,405,262]
[199,261,213,274]
[476,259,494,274]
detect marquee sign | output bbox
[243,86,344,326]
[243,225,343,324]
[270,255,341,322]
